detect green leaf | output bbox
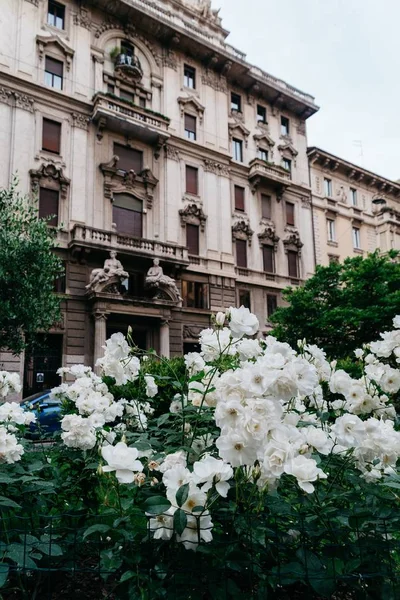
[0,564,9,588]
[35,543,63,557]
[120,570,136,583]
[383,481,400,490]
[176,483,190,508]
[0,496,21,509]
[5,544,37,569]
[83,524,111,540]
[143,496,171,515]
[173,508,187,535]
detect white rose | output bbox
[144,375,158,398]
[101,442,143,484]
[284,455,327,494]
[228,307,259,339]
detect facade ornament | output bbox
[179,203,207,231]
[228,122,250,147]
[278,142,298,157]
[30,163,70,200]
[71,112,90,130]
[165,145,180,161]
[94,20,124,38]
[254,132,275,149]
[297,121,306,136]
[203,159,230,177]
[301,196,312,209]
[232,220,254,245]
[100,156,158,208]
[36,34,74,71]
[0,86,13,106]
[337,186,347,203]
[86,251,128,294]
[183,325,203,340]
[283,228,303,255]
[258,225,280,251]
[177,95,205,122]
[73,7,92,30]
[222,61,232,75]
[201,70,227,94]
[145,259,182,304]
[14,92,35,113]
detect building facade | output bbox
[309,147,400,266]
[0,0,318,397]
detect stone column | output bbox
[159,320,170,358]
[93,311,108,372]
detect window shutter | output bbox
[186,166,198,195]
[42,119,61,154]
[267,294,277,317]
[261,194,271,219]
[39,188,59,226]
[234,186,245,211]
[286,202,295,226]
[186,224,200,255]
[263,246,274,273]
[184,114,196,133]
[114,143,143,172]
[236,239,247,268]
[113,205,143,237]
[287,251,298,278]
[45,56,63,76]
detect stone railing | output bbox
[70,225,189,263]
[92,93,170,133]
[248,159,292,184]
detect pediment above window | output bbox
[36,34,74,70]
[278,142,298,157]
[179,203,207,231]
[99,155,158,209]
[254,132,275,148]
[232,220,253,244]
[177,95,205,122]
[228,122,250,144]
[258,225,279,250]
[30,163,70,200]
[283,227,303,255]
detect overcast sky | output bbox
[215,0,400,181]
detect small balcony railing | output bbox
[248,158,292,187]
[114,54,143,80]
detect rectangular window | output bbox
[42,118,61,154]
[263,246,275,273]
[238,289,251,310]
[261,194,271,219]
[236,239,247,268]
[327,218,336,242]
[182,280,209,309]
[120,89,134,103]
[231,92,242,113]
[324,178,332,197]
[39,187,59,227]
[138,97,146,108]
[352,227,361,249]
[47,1,65,29]
[286,202,295,226]
[113,194,143,237]
[232,138,243,162]
[281,116,290,136]
[186,224,200,256]
[121,271,146,297]
[107,84,115,94]
[185,166,198,195]
[54,263,66,294]
[114,143,143,173]
[267,294,278,318]
[287,250,298,278]
[184,114,196,141]
[282,158,291,176]
[350,188,358,206]
[234,185,245,212]
[257,104,267,123]
[258,149,268,162]
[184,65,196,89]
[45,57,63,90]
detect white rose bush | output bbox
[1,310,400,598]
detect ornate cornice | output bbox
[163,50,178,71]
[177,95,205,122]
[73,8,92,30]
[179,203,207,231]
[232,220,254,245]
[201,70,227,94]
[165,145,180,161]
[0,86,35,112]
[283,228,303,254]
[0,86,14,107]
[203,159,230,177]
[258,224,280,250]
[71,112,90,130]
[254,132,275,148]
[278,142,298,157]
[30,163,70,200]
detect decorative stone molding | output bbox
[258,224,280,251]
[0,86,13,106]
[228,122,250,146]
[278,142,298,157]
[30,163,70,200]
[201,70,227,94]
[203,159,230,177]
[254,132,275,150]
[336,186,347,203]
[283,228,303,255]
[73,7,92,30]
[232,220,254,245]
[165,145,180,161]
[178,95,205,123]
[297,121,306,136]
[71,112,90,130]
[99,155,158,209]
[301,196,312,209]
[179,203,207,232]
[94,20,133,39]
[86,251,128,295]
[36,34,74,71]
[183,325,203,340]
[0,86,35,112]
[163,50,178,71]
[145,259,182,305]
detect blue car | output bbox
[21,391,62,437]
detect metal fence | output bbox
[1,509,400,599]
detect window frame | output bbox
[261,193,272,220]
[286,202,295,226]
[238,289,251,311]
[327,218,336,242]
[350,187,358,206]
[42,118,62,155]
[267,294,278,319]
[257,104,267,124]
[44,56,63,90]
[231,92,242,113]
[232,138,243,162]
[113,143,143,173]
[281,116,290,136]
[234,185,245,212]
[112,194,143,238]
[47,0,66,30]
[186,223,200,256]
[258,148,269,162]
[287,250,299,279]
[184,113,197,141]
[352,226,361,249]
[324,178,333,198]
[183,64,196,89]
[262,245,275,274]
[185,165,199,196]
[282,157,292,176]
[236,239,248,268]
[39,187,59,227]
[181,280,209,309]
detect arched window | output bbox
[113,193,143,238]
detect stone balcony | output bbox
[248,159,292,197]
[69,225,189,266]
[92,93,170,146]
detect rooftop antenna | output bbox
[353,140,364,167]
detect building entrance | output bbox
[23,334,63,397]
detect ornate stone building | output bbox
[0,0,318,396]
[309,147,400,266]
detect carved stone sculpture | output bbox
[86,251,128,294]
[145,259,182,303]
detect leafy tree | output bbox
[271,251,400,359]
[0,178,63,354]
